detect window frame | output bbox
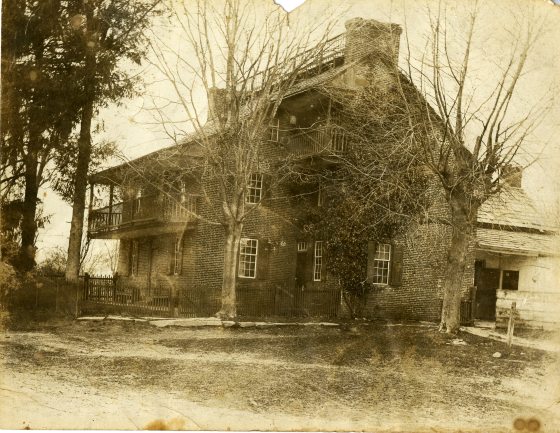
[269,118,280,142]
[313,241,323,282]
[129,240,139,276]
[297,241,308,252]
[501,269,519,291]
[246,173,263,204]
[238,238,258,279]
[317,183,324,207]
[132,188,143,217]
[172,236,182,276]
[372,243,391,285]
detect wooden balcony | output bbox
[88,193,199,239]
[285,125,349,157]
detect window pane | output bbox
[246,173,263,204]
[372,243,391,284]
[239,238,258,278]
[313,241,323,281]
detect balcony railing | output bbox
[286,125,349,157]
[89,193,199,234]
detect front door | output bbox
[474,261,500,320]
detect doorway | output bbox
[474,260,500,321]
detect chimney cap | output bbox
[344,17,402,34]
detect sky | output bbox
[36,0,560,266]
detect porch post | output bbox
[108,184,114,225]
[88,181,94,230]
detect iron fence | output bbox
[81,275,341,319]
[237,283,341,319]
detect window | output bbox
[313,241,323,281]
[238,238,258,278]
[172,236,182,275]
[132,189,142,217]
[129,240,139,276]
[317,183,324,207]
[297,241,308,252]
[372,243,391,284]
[179,180,187,204]
[502,270,519,291]
[246,173,263,204]
[270,118,280,141]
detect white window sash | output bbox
[313,241,323,281]
[238,238,258,279]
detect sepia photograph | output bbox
[1,0,559,430]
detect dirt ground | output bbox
[1,316,559,432]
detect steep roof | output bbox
[90,63,351,185]
[476,187,558,256]
[90,138,207,184]
[477,187,554,232]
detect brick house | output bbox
[85,17,556,325]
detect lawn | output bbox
[1,316,559,431]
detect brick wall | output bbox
[351,178,476,322]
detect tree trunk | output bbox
[65,1,96,282]
[65,110,93,281]
[440,194,477,333]
[218,221,242,319]
[18,151,39,272]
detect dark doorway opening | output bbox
[474,260,500,320]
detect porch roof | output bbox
[90,139,207,185]
[476,228,559,256]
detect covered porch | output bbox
[474,228,560,329]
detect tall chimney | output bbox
[207,87,228,123]
[344,18,402,65]
[502,164,523,188]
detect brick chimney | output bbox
[502,164,523,188]
[207,87,228,123]
[344,18,402,65]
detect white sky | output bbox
[36,0,560,265]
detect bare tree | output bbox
[141,0,336,318]
[393,4,549,332]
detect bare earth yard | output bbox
[1,317,559,432]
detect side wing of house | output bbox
[474,187,560,329]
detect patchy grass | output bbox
[1,318,559,431]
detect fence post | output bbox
[112,272,118,302]
[35,280,39,309]
[55,278,59,314]
[74,278,81,318]
[83,273,90,301]
[507,301,517,348]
